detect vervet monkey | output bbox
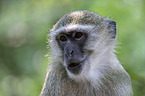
[40,10,133,96]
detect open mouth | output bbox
[67,62,83,74]
[68,62,80,68]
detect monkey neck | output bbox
[47,66,123,96]
[48,67,100,96]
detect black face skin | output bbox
[56,31,87,74]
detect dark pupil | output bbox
[75,32,83,38]
[60,36,67,42]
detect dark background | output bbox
[0,0,145,96]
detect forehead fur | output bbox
[52,10,105,31]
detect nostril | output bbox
[69,50,74,56]
[67,50,74,57]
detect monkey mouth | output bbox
[67,62,84,74]
[68,62,80,68]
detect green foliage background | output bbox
[0,0,144,96]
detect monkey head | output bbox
[49,10,116,81]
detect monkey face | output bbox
[50,10,117,81]
[56,31,88,75]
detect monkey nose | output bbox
[66,50,74,58]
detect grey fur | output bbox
[40,10,133,96]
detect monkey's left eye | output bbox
[59,35,67,42]
[74,32,83,40]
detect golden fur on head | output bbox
[51,10,104,31]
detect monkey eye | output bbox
[74,32,83,40]
[59,35,67,42]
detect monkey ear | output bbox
[107,20,116,38]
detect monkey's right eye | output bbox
[59,35,67,42]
